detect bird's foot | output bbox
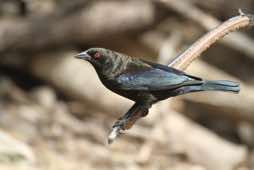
[107,103,149,144]
[108,126,122,144]
[107,113,143,144]
[107,118,129,144]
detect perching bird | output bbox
[75,48,240,143]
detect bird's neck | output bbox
[98,56,130,79]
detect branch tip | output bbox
[238,9,245,16]
[247,14,254,26]
[238,9,254,26]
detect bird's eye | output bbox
[94,52,101,59]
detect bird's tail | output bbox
[200,80,240,93]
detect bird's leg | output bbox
[108,103,150,144]
[113,103,149,130]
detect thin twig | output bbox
[160,1,254,58]
[169,13,253,70]
[158,0,254,70]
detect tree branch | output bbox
[168,11,254,70]
[158,0,254,70]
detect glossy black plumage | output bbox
[75,48,240,134]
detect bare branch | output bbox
[159,0,254,70]
[170,14,253,70]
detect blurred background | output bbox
[0,0,254,170]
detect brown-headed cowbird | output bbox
[75,48,240,143]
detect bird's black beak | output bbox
[74,51,91,60]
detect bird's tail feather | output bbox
[200,80,240,93]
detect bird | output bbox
[75,47,240,143]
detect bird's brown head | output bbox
[75,48,112,70]
[75,48,125,76]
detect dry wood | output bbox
[160,107,247,170]
[159,0,254,69]
[0,1,155,54]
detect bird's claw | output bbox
[108,126,122,144]
[107,107,147,144]
[107,118,129,144]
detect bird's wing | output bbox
[116,68,201,91]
